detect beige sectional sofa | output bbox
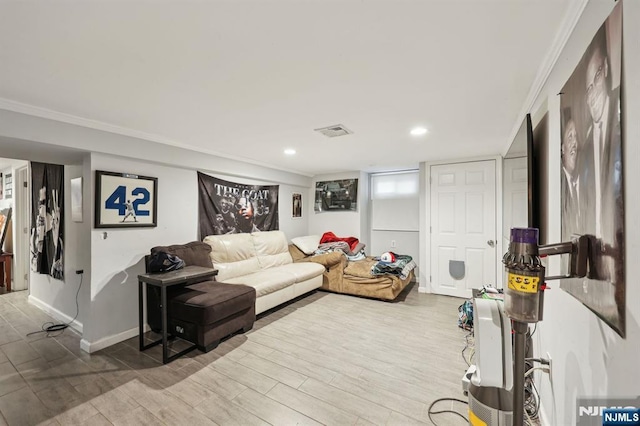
[289,243,415,301]
[203,231,325,315]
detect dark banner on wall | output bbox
[197,172,279,240]
[30,162,64,280]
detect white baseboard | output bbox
[28,294,83,334]
[418,286,429,293]
[80,324,150,354]
[28,294,150,354]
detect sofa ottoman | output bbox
[146,241,218,332]
[168,281,256,352]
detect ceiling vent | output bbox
[314,124,353,138]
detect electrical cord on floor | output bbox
[27,272,83,338]
[427,397,468,425]
[461,330,473,366]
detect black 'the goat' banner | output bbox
[198,172,279,240]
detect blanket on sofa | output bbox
[320,232,360,252]
[345,256,417,280]
[343,257,379,279]
[371,254,417,280]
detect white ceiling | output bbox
[0,0,576,176]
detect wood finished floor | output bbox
[0,284,471,426]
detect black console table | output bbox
[138,266,218,364]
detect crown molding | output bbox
[0,97,314,178]
[502,0,590,156]
[0,97,189,148]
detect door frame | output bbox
[13,164,30,292]
[421,155,503,293]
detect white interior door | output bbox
[13,165,29,291]
[430,160,496,298]
[503,157,528,247]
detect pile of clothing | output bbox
[314,231,366,261]
[371,251,416,280]
[458,299,474,331]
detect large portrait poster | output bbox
[198,172,279,239]
[559,3,624,336]
[30,162,64,280]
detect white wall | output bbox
[418,163,428,291]
[278,182,310,240]
[308,171,367,245]
[358,171,370,249]
[85,154,198,345]
[526,2,640,424]
[282,184,310,240]
[369,230,419,263]
[83,153,313,348]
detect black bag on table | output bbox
[148,251,185,273]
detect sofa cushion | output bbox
[204,233,260,281]
[252,231,293,269]
[222,269,296,297]
[288,244,307,262]
[276,262,325,283]
[151,242,213,268]
[291,235,321,255]
[169,281,256,325]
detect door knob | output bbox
[487,240,495,247]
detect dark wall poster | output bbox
[314,179,358,212]
[559,3,624,336]
[198,172,279,240]
[30,162,65,280]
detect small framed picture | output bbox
[95,170,157,228]
[4,173,11,199]
[292,193,302,218]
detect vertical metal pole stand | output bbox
[513,320,528,426]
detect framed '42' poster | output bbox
[95,170,158,228]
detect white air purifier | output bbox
[468,298,513,425]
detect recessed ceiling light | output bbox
[410,127,428,136]
[284,149,296,155]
